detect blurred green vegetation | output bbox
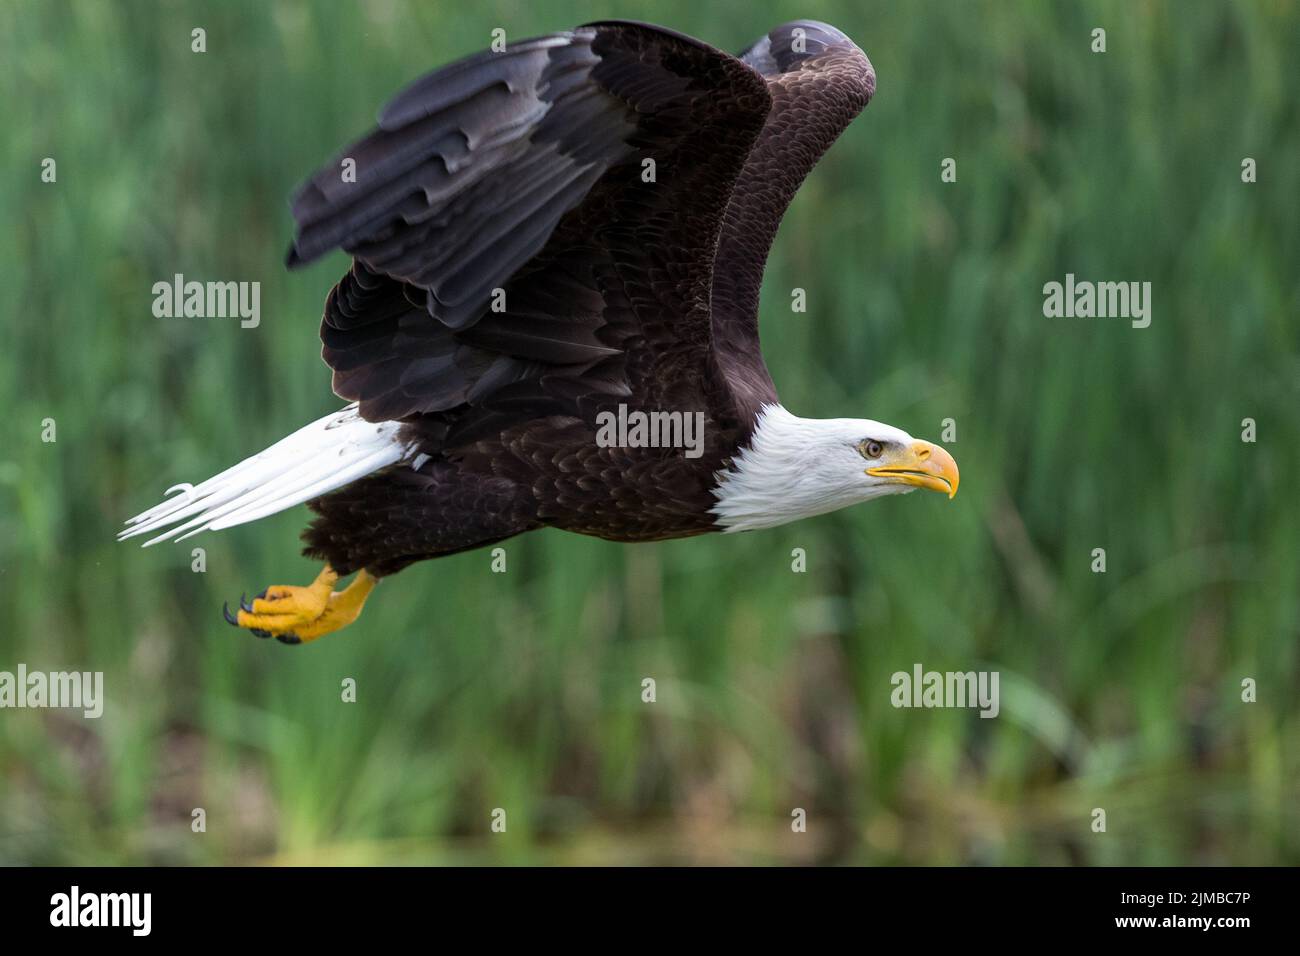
[1,0,1297,865]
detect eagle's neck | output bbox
[709,405,898,533]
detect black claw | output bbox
[255,587,269,601]
[240,593,254,613]
[250,628,272,640]
[276,633,302,646]
[222,601,239,626]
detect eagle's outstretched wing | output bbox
[711,21,876,423]
[287,21,772,430]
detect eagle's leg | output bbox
[222,565,377,646]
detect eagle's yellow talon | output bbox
[224,566,375,645]
[248,577,332,617]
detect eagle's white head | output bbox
[710,404,960,533]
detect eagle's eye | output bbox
[860,439,884,459]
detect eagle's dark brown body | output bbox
[289,20,875,577]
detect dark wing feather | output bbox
[711,21,876,423]
[289,34,628,330]
[287,22,771,428]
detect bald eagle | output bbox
[121,19,959,644]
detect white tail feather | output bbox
[120,404,410,547]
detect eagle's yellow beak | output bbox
[866,440,960,499]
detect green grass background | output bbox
[1,0,1296,865]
